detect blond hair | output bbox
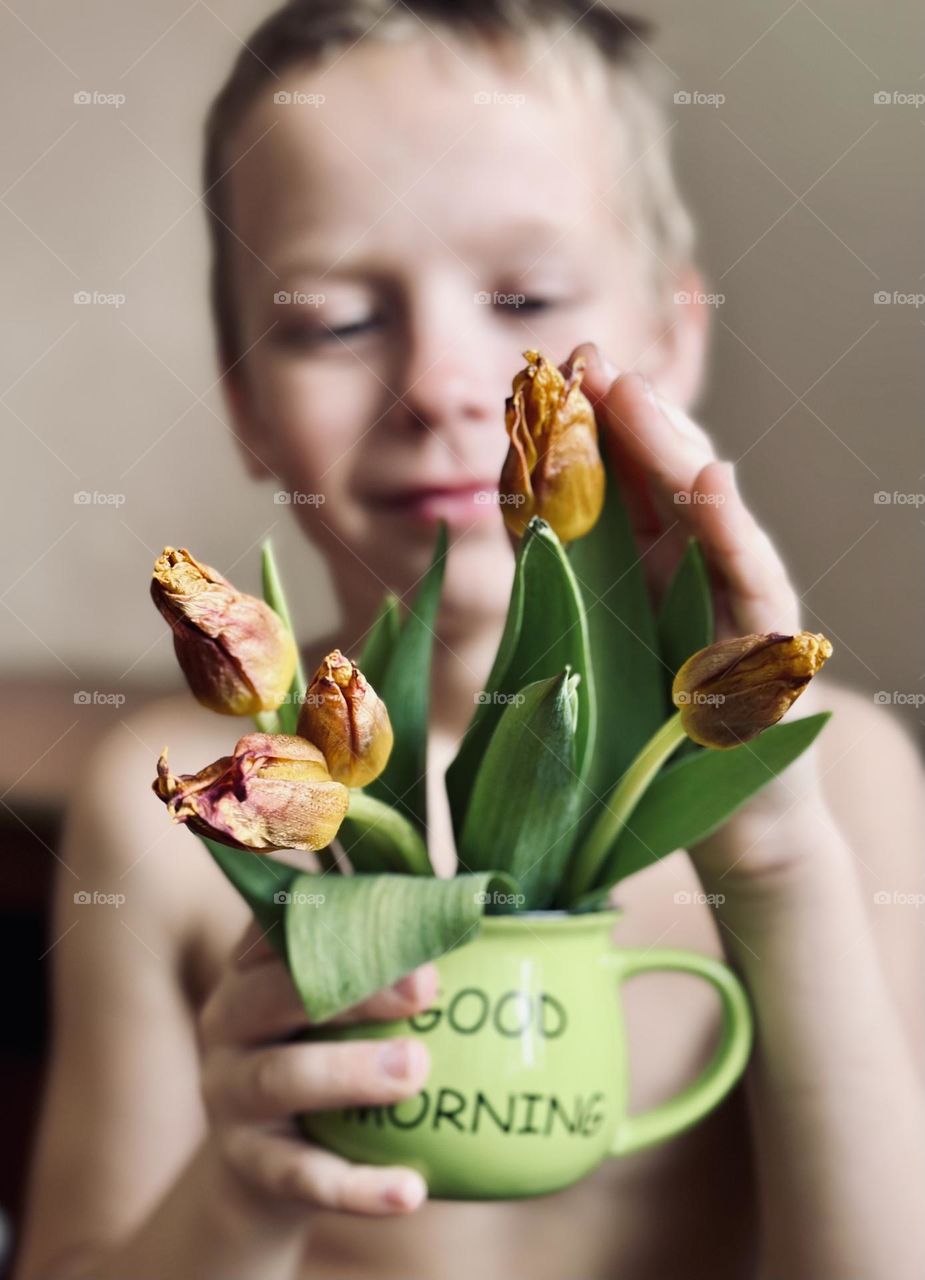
[203,0,696,366]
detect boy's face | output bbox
[223,36,685,625]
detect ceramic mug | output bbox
[297,908,753,1199]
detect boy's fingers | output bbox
[203,957,440,1047]
[684,460,800,635]
[221,1127,427,1215]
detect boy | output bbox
[15,3,925,1277]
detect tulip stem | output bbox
[560,712,687,905]
[254,709,281,734]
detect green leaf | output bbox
[338,791,434,876]
[567,460,667,846]
[445,518,595,843]
[366,523,448,835]
[358,594,401,689]
[657,538,714,763]
[658,537,714,680]
[457,671,584,909]
[260,539,307,735]
[285,870,521,1022]
[574,712,832,906]
[201,835,300,957]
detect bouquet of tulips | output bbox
[152,351,832,1022]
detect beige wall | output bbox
[1,2,921,735]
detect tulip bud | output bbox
[153,732,349,853]
[151,547,297,716]
[297,650,393,788]
[499,349,605,543]
[672,631,833,749]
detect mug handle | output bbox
[603,947,753,1157]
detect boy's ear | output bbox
[645,265,712,411]
[221,368,277,481]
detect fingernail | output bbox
[381,1173,426,1210]
[379,1039,426,1079]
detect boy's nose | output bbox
[394,328,500,438]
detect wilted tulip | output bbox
[153,732,349,852]
[672,631,833,749]
[151,547,297,716]
[499,349,605,543]
[297,650,393,788]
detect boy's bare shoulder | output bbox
[65,693,252,987]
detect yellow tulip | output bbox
[297,650,393,788]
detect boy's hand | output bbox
[198,920,436,1218]
[565,342,833,885]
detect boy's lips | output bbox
[366,481,501,527]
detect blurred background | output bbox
[0,0,922,1265]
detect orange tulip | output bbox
[297,650,393,788]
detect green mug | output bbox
[297,907,753,1199]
